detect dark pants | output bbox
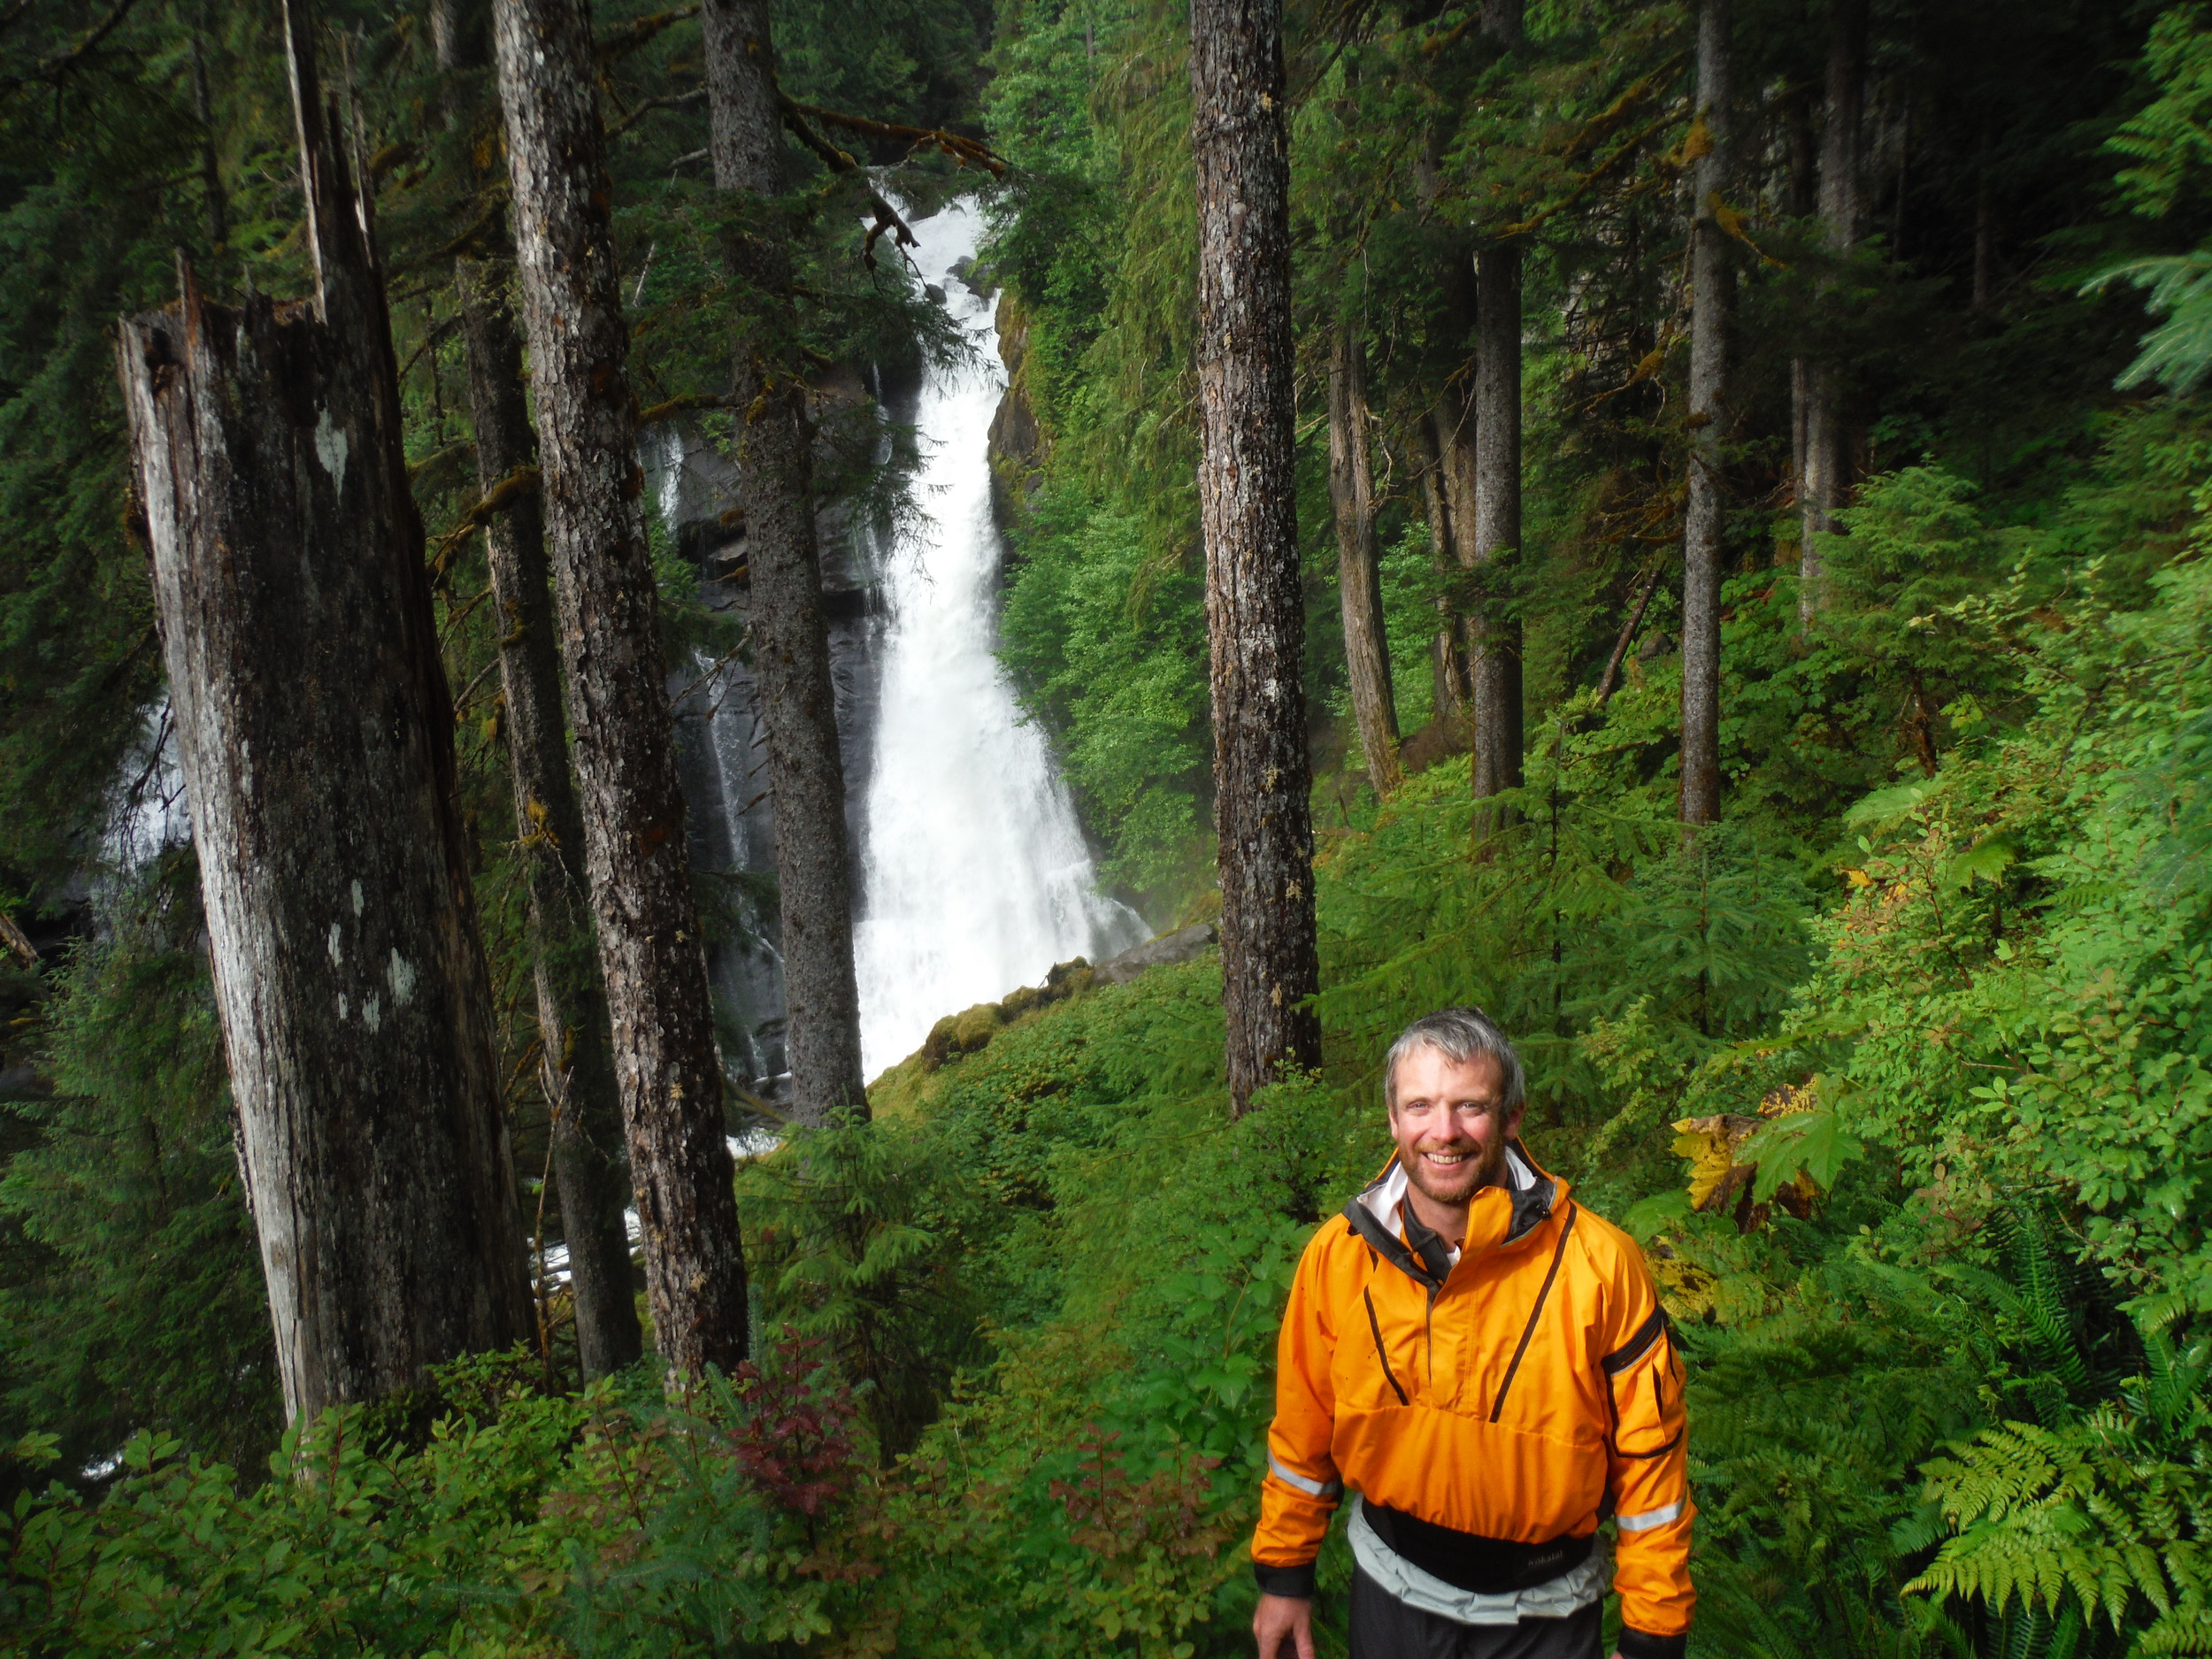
[1348,1570,1604,1659]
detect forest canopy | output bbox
[3,0,2212,1654]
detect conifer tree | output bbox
[1799,0,1867,618]
[1680,0,1732,828]
[432,0,640,1385]
[700,0,868,1127]
[1190,0,1320,1111]
[489,0,750,1376]
[1329,320,1401,795]
[1471,0,1526,808]
[454,257,643,1379]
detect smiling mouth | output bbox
[1420,1150,1471,1166]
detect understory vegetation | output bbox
[6,0,2212,1654]
[8,472,2212,1654]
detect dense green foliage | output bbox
[6,0,2212,1655]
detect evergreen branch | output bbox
[595,6,698,65]
[0,0,141,96]
[774,96,920,268]
[1497,103,1688,240]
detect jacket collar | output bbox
[1340,1141,1564,1294]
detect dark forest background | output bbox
[4,0,2212,1652]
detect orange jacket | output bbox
[1255,1143,1694,1652]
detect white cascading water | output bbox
[853,198,1145,1076]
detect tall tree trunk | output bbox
[1416,144,1477,734]
[1785,81,1813,510]
[699,0,867,1126]
[116,0,530,1426]
[1415,417,1469,725]
[1470,236,1524,804]
[454,257,643,1379]
[188,16,226,256]
[1800,0,1866,619]
[489,0,749,1377]
[1470,0,1525,807]
[1189,0,1320,1115]
[1328,321,1401,795]
[1680,0,1732,828]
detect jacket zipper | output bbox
[1487,1204,1576,1424]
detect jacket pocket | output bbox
[1602,1308,1684,1459]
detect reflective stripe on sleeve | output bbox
[1617,1501,1684,1532]
[1267,1452,1342,1499]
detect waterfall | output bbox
[851,199,1144,1076]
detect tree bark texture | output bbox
[115,0,530,1426]
[1800,0,1866,618]
[1417,422,1469,725]
[490,0,749,1376]
[1471,237,1525,803]
[1421,404,1473,725]
[1469,0,1525,805]
[1784,81,1813,529]
[1328,323,1401,795]
[1413,145,1474,731]
[1679,0,1732,828]
[454,257,643,1379]
[1189,0,1321,1114]
[701,0,867,1126]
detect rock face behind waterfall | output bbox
[664,196,1143,1100]
[657,356,915,1100]
[987,291,1048,525]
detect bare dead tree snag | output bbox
[700,0,868,1126]
[1680,0,1732,827]
[115,0,530,1426]
[1328,321,1402,795]
[490,0,749,1376]
[455,257,643,1379]
[1190,0,1322,1113]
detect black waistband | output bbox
[1363,1502,1592,1595]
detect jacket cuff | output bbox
[1254,1561,1317,1599]
[1617,1628,1687,1659]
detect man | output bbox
[1252,1008,1693,1659]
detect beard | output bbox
[1402,1134,1510,1208]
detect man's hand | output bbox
[1253,1593,1314,1659]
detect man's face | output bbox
[1386,1046,1524,1210]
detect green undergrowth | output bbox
[10,481,2212,1655]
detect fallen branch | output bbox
[1595,559,1665,708]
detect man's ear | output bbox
[1502,1102,1526,1141]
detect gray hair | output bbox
[1383,1007,1526,1114]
